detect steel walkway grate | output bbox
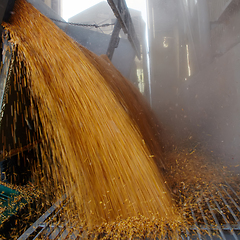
[18,181,240,240]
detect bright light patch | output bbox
[186,44,191,77]
[62,0,147,22]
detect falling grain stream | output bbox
[2,0,181,237]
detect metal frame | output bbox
[106,0,141,60]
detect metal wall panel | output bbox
[208,0,232,22]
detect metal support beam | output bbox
[107,0,141,60]
[106,19,121,61]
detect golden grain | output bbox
[3,0,179,233]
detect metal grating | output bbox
[180,181,240,240]
[18,181,240,240]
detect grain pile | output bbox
[2,0,181,235]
